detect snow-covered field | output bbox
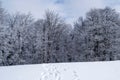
[0,61,120,80]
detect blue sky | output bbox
[1,0,120,24]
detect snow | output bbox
[0,61,120,80]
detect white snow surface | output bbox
[0,61,120,80]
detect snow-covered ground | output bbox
[0,61,120,80]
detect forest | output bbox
[0,2,120,66]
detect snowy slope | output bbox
[0,61,120,80]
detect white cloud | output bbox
[1,0,64,19]
[2,0,119,24]
[59,0,106,23]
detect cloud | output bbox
[1,0,64,19]
[1,0,120,24]
[58,0,106,23]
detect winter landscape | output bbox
[0,0,120,80]
[0,0,120,66]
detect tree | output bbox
[72,17,87,61]
[39,10,69,63]
[3,13,34,65]
[83,7,120,61]
[0,1,8,66]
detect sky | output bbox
[1,0,120,24]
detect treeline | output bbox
[0,2,120,66]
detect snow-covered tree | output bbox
[83,7,120,61]
[73,17,88,61]
[39,11,69,63]
[3,13,34,65]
